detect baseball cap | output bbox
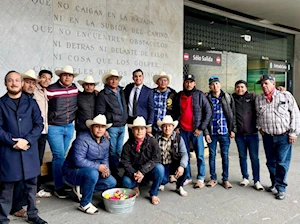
[208,76,220,85]
[257,74,275,84]
[184,74,195,81]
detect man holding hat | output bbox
[47,65,79,198]
[152,71,177,137]
[156,115,189,196]
[173,74,212,189]
[76,75,99,135]
[63,114,116,214]
[121,117,163,205]
[204,76,236,189]
[256,74,300,200]
[96,69,128,183]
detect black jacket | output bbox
[76,91,97,132]
[121,135,161,177]
[204,90,236,135]
[232,91,257,135]
[47,80,78,125]
[96,86,128,127]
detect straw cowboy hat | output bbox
[153,71,172,84]
[78,75,99,86]
[157,115,178,128]
[55,65,79,77]
[86,114,112,129]
[127,116,152,129]
[102,69,122,85]
[21,69,39,81]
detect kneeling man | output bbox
[63,114,117,214]
[121,117,164,205]
[157,116,188,196]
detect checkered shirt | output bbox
[255,89,300,137]
[158,136,172,165]
[153,88,170,131]
[211,96,228,135]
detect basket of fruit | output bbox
[102,188,137,214]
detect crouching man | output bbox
[156,116,188,196]
[62,114,117,214]
[121,117,164,205]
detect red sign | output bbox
[216,56,221,64]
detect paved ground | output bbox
[10,138,300,224]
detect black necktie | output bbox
[133,88,138,117]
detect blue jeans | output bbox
[180,130,205,180]
[262,133,292,192]
[122,164,164,196]
[108,126,125,180]
[162,163,187,188]
[208,134,230,181]
[235,133,260,182]
[48,123,74,190]
[63,167,116,207]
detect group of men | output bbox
[0,65,299,222]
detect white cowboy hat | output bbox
[102,69,122,85]
[157,115,178,128]
[127,116,152,128]
[55,65,79,77]
[86,114,112,129]
[78,75,99,86]
[21,69,39,81]
[153,71,172,84]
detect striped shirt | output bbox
[255,89,300,137]
[211,95,228,135]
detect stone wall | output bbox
[0,0,183,95]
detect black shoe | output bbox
[54,188,68,199]
[266,186,278,194]
[275,192,286,200]
[63,184,73,192]
[27,216,48,224]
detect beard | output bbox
[7,86,22,95]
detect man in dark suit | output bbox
[124,69,154,137]
[0,71,47,224]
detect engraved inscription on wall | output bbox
[0,0,183,94]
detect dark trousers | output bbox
[0,177,38,223]
[10,181,27,214]
[161,162,187,188]
[37,134,47,191]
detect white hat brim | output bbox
[55,70,79,77]
[153,74,172,84]
[21,74,40,81]
[78,80,99,86]
[127,124,152,129]
[86,120,112,129]
[157,120,178,128]
[102,73,122,85]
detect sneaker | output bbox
[183,179,192,186]
[158,185,165,191]
[239,178,249,187]
[27,216,48,224]
[36,189,52,198]
[194,180,205,189]
[275,191,285,200]
[266,186,278,194]
[169,175,177,183]
[254,181,264,191]
[73,186,82,201]
[54,188,68,199]
[175,186,188,197]
[63,184,73,192]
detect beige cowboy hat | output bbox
[55,65,79,77]
[102,69,122,85]
[153,71,172,84]
[157,115,178,128]
[78,75,99,86]
[86,114,112,129]
[127,116,152,128]
[21,69,40,81]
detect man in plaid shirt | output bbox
[256,74,300,200]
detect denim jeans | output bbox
[48,123,74,190]
[63,167,116,207]
[262,133,292,192]
[162,163,187,188]
[180,130,205,180]
[208,134,230,181]
[108,126,125,180]
[122,163,164,196]
[235,133,260,182]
